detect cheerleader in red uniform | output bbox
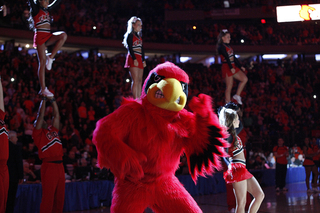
[219,104,264,213]
[29,0,67,97]
[217,29,248,105]
[123,16,146,99]
[0,76,9,213]
[32,95,65,213]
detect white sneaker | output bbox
[39,87,54,97]
[46,56,54,70]
[232,94,242,105]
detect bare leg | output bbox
[232,180,247,213]
[36,43,47,91]
[225,74,233,103]
[45,32,67,59]
[129,67,143,99]
[247,177,265,213]
[233,71,248,96]
[311,165,319,188]
[305,166,312,190]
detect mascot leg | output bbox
[151,176,202,213]
[111,178,149,213]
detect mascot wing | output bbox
[188,125,229,182]
[185,94,230,182]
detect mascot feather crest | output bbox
[93,62,229,213]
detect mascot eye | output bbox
[181,82,188,97]
[153,73,165,83]
[154,75,163,82]
[181,83,185,91]
[144,72,165,94]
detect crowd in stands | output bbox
[1,0,320,183]
[1,0,320,46]
[1,41,320,181]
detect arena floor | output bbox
[68,182,320,213]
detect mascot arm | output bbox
[184,94,230,182]
[93,107,147,181]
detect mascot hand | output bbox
[189,94,213,118]
[121,151,147,181]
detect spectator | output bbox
[74,157,90,181]
[63,150,77,167]
[290,143,304,167]
[22,142,38,161]
[23,115,34,146]
[77,101,87,123]
[6,131,23,213]
[273,138,289,192]
[175,155,189,175]
[303,137,320,192]
[87,105,95,125]
[22,161,40,184]
[89,157,100,180]
[312,137,320,185]
[79,123,90,143]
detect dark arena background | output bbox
[1,0,320,212]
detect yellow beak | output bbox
[146,78,187,112]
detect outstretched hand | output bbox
[188,94,213,118]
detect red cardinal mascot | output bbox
[93,62,229,213]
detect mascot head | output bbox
[141,62,189,112]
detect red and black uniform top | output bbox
[32,126,63,161]
[126,32,145,61]
[218,43,242,69]
[223,121,244,165]
[0,109,9,162]
[29,0,62,32]
[229,136,244,158]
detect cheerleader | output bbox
[123,16,146,99]
[0,76,9,212]
[0,0,7,17]
[217,29,248,105]
[219,103,264,213]
[29,0,67,97]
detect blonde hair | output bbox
[122,16,142,48]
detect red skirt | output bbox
[33,31,53,47]
[124,53,144,69]
[223,162,253,184]
[222,63,241,78]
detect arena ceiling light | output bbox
[262,54,287,60]
[180,57,192,63]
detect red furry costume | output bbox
[93,62,229,213]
